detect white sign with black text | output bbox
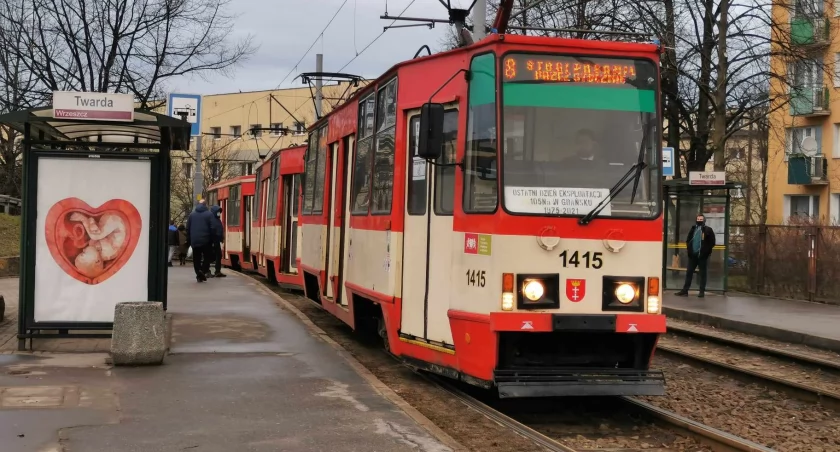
[505,187,611,215]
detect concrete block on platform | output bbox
[111,302,166,366]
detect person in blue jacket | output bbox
[186,200,219,282]
[208,205,226,278]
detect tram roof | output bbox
[309,34,661,132]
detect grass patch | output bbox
[0,214,20,257]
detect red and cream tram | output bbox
[298,9,667,397]
[206,144,305,289]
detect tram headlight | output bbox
[615,284,637,304]
[522,280,545,301]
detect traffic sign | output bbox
[168,93,201,136]
[662,147,675,177]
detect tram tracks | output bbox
[659,324,840,411]
[419,369,771,451]
[253,274,779,451]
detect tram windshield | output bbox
[499,53,660,219]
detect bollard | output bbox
[111,301,166,365]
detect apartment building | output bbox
[767,0,840,224]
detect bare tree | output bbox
[0,0,256,109]
[170,136,242,222]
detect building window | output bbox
[183,162,193,180]
[832,193,840,224]
[241,162,254,175]
[210,127,221,140]
[230,125,241,138]
[463,53,498,213]
[785,194,820,222]
[371,78,397,214]
[352,94,376,215]
[785,126,819,159]
[271,123,283,136]
[250,124,262,137]
[294,121,306,135]
[209,160,221,181]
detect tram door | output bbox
[325,137,352,305]
[243,195,253,262]
[400,109,457,344]
[281,174,299,274]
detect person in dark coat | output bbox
[167,220,180,267]
[177,225,188,265]
[186,200,219,282]
[208,205,226,278]
[675,214,716,298]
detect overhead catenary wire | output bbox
[274,0,350,90]
[337,0,418,73]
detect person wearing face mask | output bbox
[675,214,716,298]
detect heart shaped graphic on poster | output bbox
[45,198,142,285]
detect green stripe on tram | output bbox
[502,84,656,113]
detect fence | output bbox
[728,224,840,303]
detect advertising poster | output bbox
[34,157,151,323]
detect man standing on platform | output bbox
[675,214,716,298]
[186,199,218,283]
[208,205,227,278]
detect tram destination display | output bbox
[502,53,643,85]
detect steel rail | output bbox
[621,397,776,452]
[657,345,840,412]
[666,323,840,372]
[418,372,578,452]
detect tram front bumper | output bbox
[494,368,666,398]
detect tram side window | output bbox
[228,185,241,226]
[371,78,397,214]
[303,127,320,215]
[312,124,328,214]
[407,116,426,215]
[463,53,498,213]
[267,159,279,219]
[435,109,459,215]
[352,94,376,215]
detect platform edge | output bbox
[663,306,840,353]
[233,271,468,452]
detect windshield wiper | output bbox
[578,117,651,226]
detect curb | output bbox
[232,271,467,452]
[663,306,840,353]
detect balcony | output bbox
[791,85,830,116]
[788,154,828,184]
[791,16,830,47]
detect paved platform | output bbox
[0,268,455,452]
[664,291,840,352]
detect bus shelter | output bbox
[663,179,745,293]
[0,99,190,350]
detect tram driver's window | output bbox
[435,109,458,215]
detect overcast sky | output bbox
[169,0,465,95]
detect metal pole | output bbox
[473,0,486,40]
[315,53,323,119]
[194,135,204,201]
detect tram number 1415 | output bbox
[558,250,603,269]
[466,269,486,287]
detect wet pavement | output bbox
[0,268,453,452]
[664,291,840,352]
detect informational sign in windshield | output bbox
[502,54,639,85]
[505,186,612,216]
